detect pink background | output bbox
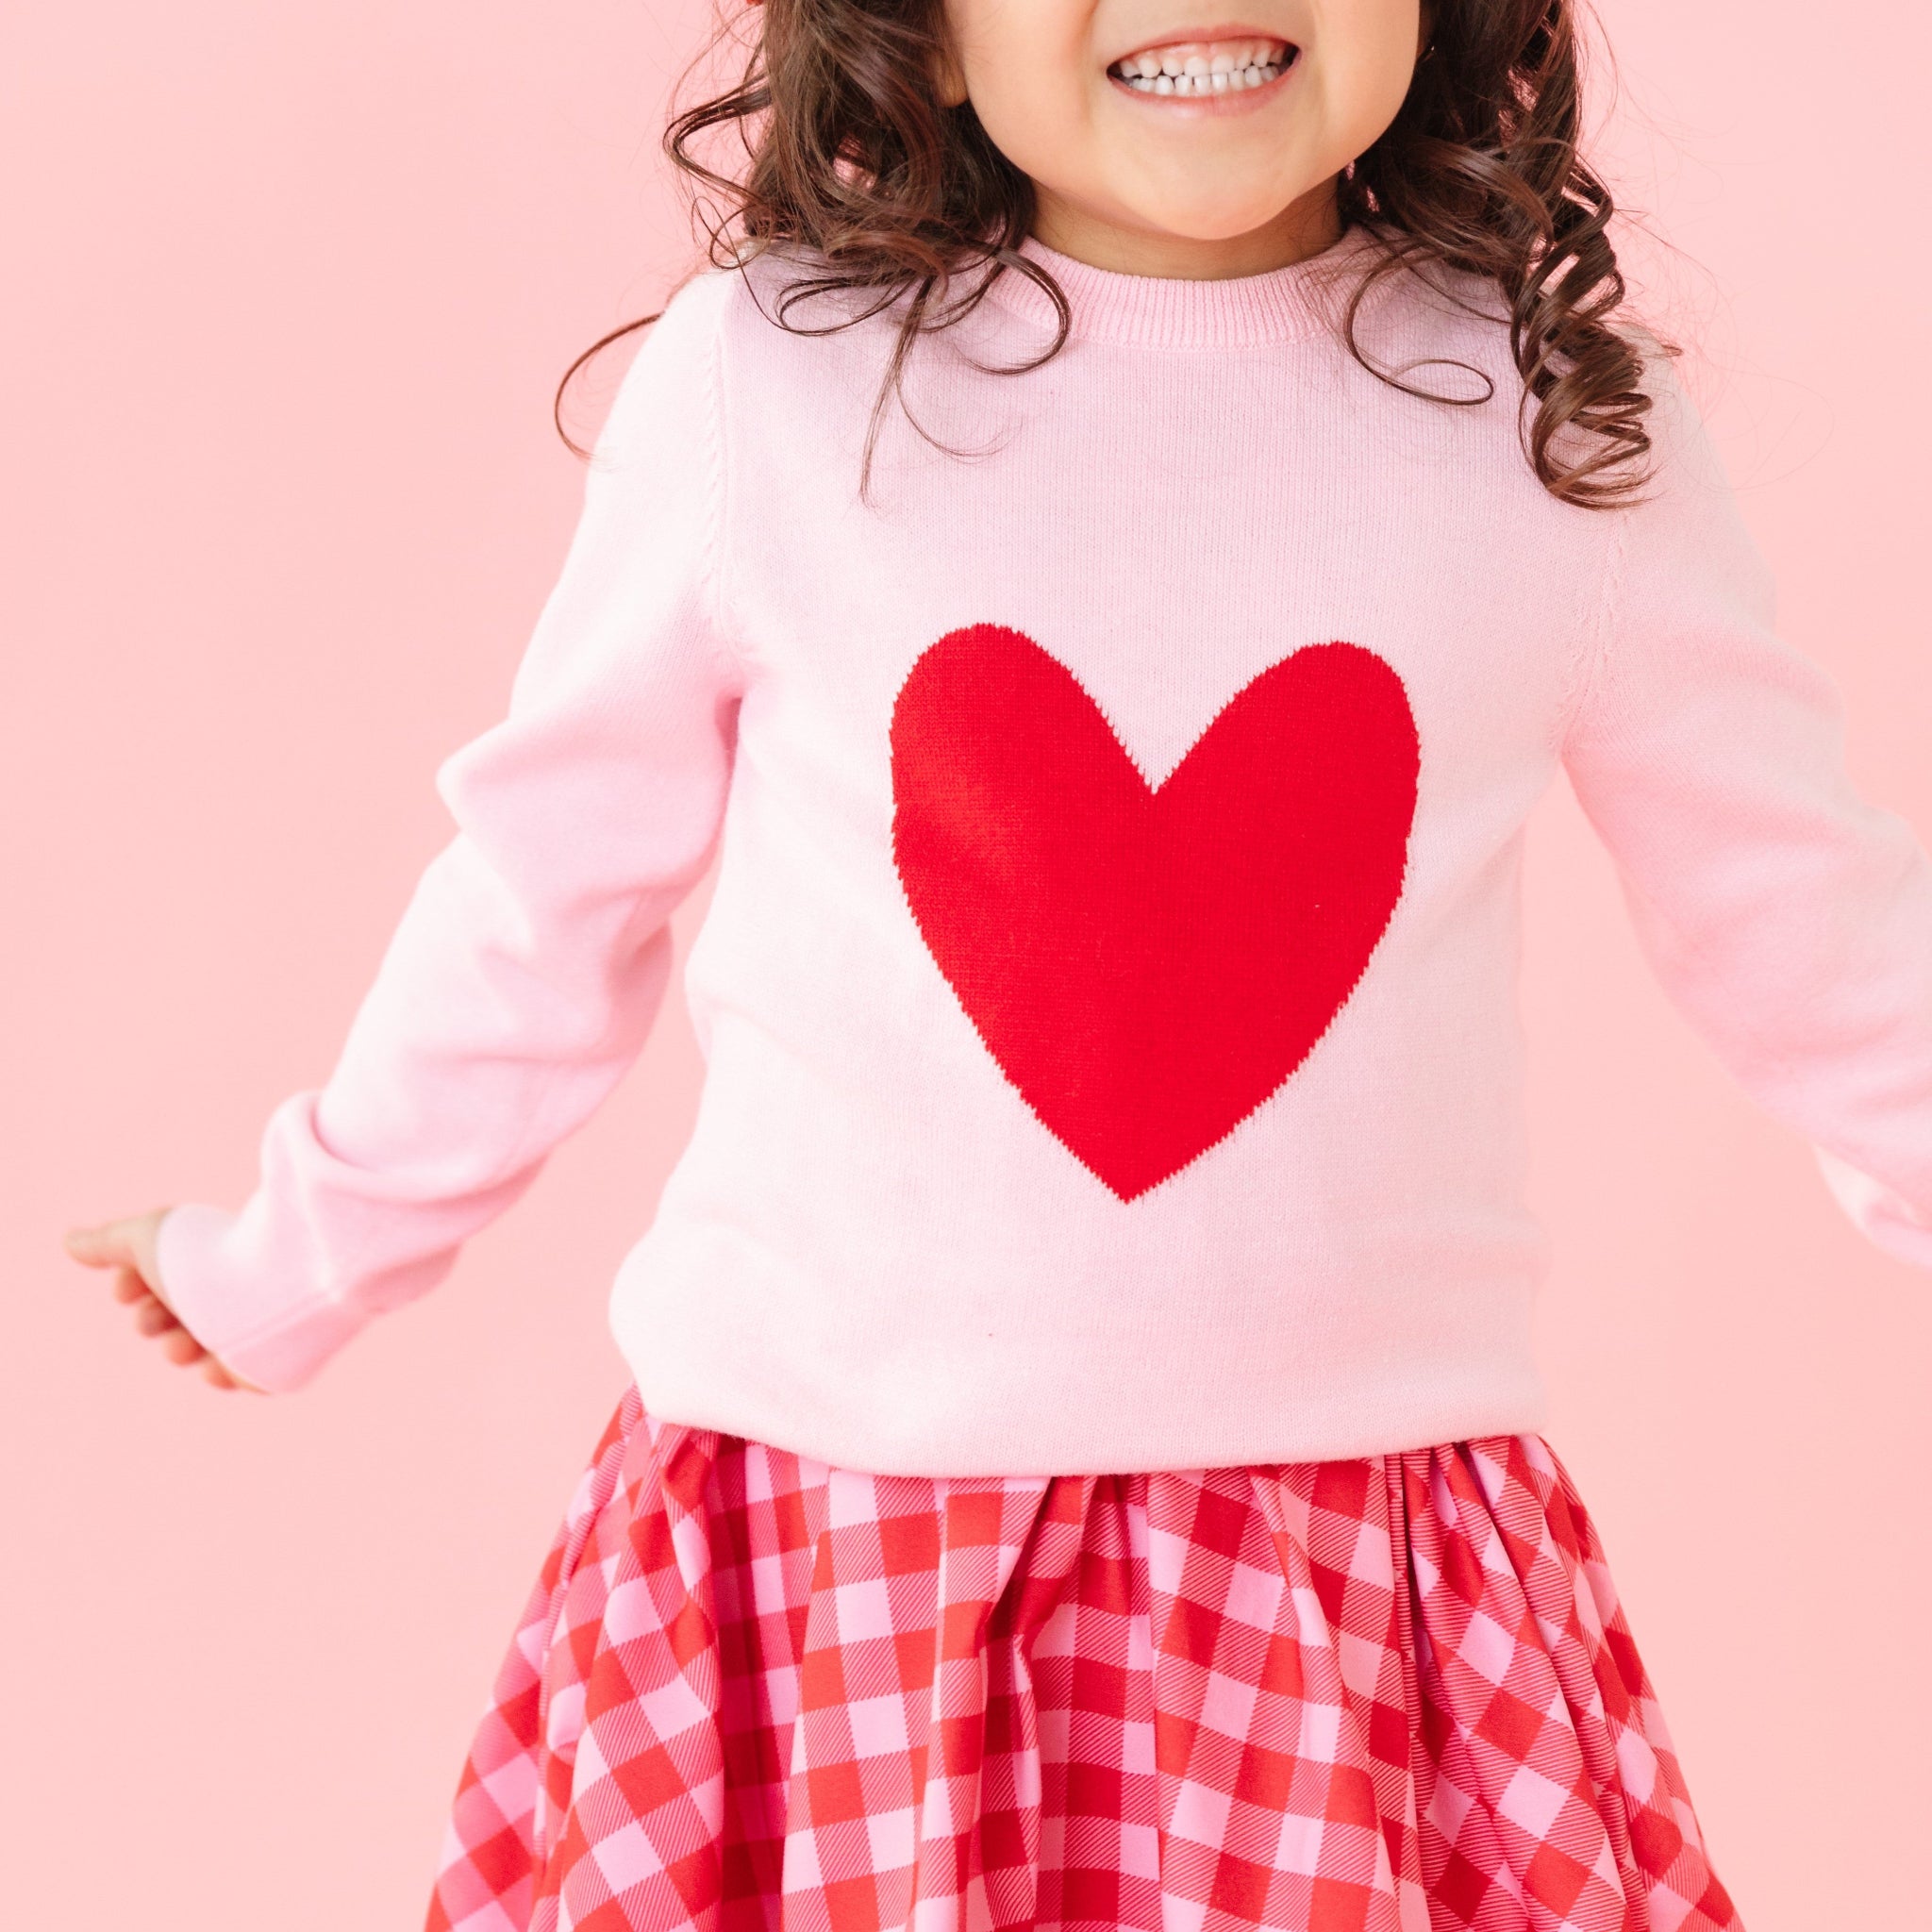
[5,3,1927,1924]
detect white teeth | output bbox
[1111,39,1292,93]
[1118,58,1284,95]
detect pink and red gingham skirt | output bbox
[425,1384,1740,1932]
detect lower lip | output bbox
[1106,49,1302,116]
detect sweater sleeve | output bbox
[1560,348,1932,1268]
[153,268,743,1391]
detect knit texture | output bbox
[156,225,1932,1472]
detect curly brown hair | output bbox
[558,0,1673,510]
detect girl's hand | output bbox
[64,1210,269,1392]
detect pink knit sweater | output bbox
[155,225,1932,1473]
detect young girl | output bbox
[63,0,1932,1925]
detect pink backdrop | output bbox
[6,3,1927,1924]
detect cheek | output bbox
[961,38,1096,180]
[1313,0,1424,143]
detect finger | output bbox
[116,1267,182,1327]
[162,1326,208,1366]
[134,1295,181,1338]
[202,1356,268,1394]
[64,1223,129,1268]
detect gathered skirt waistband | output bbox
[425,1385,1740,1932]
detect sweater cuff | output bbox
[154,1201,367,1393]
[1814,1146,1932,1270]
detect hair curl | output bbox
[558,0,1674,509]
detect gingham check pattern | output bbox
[425,1386,1740,1932]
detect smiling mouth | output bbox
[1107,36,1298,95]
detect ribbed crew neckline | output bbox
[980,222,1387,350]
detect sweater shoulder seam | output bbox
[696,266,747,691]
[1558,495,1631,751]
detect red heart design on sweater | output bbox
[890,625,1419,1199]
